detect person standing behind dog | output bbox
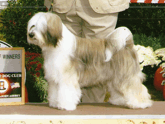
[44,0,130,103]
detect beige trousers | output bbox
[52,0,118,103]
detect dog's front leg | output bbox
[48,82,58,108]
[55,72,81,111]
[57,82,81,111]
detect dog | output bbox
[27,12,153,111]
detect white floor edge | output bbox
[0,115,165,120]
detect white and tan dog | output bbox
[27,12,152,111]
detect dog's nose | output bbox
[29,32,35,38]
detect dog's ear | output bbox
[45,13,62,46]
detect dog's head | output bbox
[27,12,62,47]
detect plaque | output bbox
[0,47,25,105]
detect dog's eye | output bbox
[29,32,35,38]
[30,25,35,30]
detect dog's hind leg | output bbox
[107,72,153,109]
[123,73,153,109]
[108,73,153,109]
[107,82,127,107]
[126,85,153,109]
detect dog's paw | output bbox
[49,102,77,111]
[57,104,76,111]
[127,100,153,109]
[49,102,58,108]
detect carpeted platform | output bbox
[0,101,165,115]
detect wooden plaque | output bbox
[0,47,25,105]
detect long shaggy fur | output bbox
[27,12,153,111]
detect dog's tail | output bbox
[104,27,134,62]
